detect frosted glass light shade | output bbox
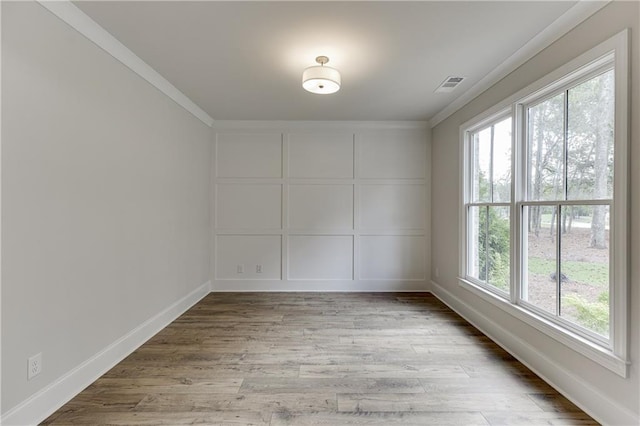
[302,65,341,94]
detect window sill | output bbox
[458,277,629,378]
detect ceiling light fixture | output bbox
[302,56,341,94]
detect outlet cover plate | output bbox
[28,353,42,380]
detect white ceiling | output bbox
[74,1,577,121]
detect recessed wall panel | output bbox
[216,235,281,279]
[360,184,425,230]
[289,184,353,230]
[289,133,354,178]
[360,129,426,178]
[213,125,430,290]
[216,184,281,229]
[360,236,424,280]
[289,236,353,280]
[217,133,282,178]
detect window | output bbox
[521,68,614,342]
[460,31,628,376]
[466,116,512,294]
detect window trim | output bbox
[458,29,629,377]
[464,112,513,296]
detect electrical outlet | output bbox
[256,264,263,273]
[28,353,42,380]
[435,267,440,278]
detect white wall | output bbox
[430,2,639,424]
[212,122,430,291]
[1,2,211,421]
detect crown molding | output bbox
[37,1,214,127]
[429,0,610,128]
[35,0,609,130]
[212,120,429,131]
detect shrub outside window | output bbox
[466,116,512,295]
[459,31,628,377]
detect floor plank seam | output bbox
[41,293,599,425]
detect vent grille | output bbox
[435,76,465,93]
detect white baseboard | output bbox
[211,279,430,292]
[1,280,211,426]
[430,280,639,426]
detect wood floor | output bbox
[42,293,598,425]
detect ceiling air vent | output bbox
[434,76,465,93]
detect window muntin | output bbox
[525,68,614,203]
[520,67,614,341]
[466,116,512,294]
[460,35,629,377]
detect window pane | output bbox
[472,129,491,202]
[468,206,486,281]
[493,118,512,202]
[560,205,610,337]
[523,205,557,315]
[567,70,614,200]
[487,206,510,292]
[527,93,565,201]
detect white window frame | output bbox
[463,112,513,299]
[458,30,629,377]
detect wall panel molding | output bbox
[212,122,430,292]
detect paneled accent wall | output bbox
[212,122,430,291]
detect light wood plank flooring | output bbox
[42,293,598,425]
